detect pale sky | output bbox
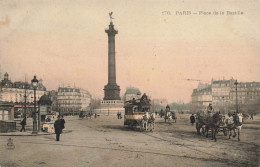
[0,0,259,103]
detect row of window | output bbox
[231,87,260,91]
[212,83,229,87]
[212,88,230,91]
[230,92,259,95]
[60,103,81,107]
[58,88,80,93]
[212,96,230,100]
[57,92,80,96]
[101,101,123,104]
[58,101,81,104]
[57,96,82,100]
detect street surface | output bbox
[0,114,259,167]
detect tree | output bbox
[90,98,101,109]
[150,100,163,113]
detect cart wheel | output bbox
[223,128,227,136]
[201,127,205,136]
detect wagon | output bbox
[195,114,207,135]
[196,114,227,137]
[124,93,152,130]
[216,115,228,136]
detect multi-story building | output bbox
[191,85,212,112]
[212,79,235,111]
[123,87,142,102]
[191,78,260,113]
[191,89,199,111]
[198,86,212,108]
[57,87,91,115]
[230,82,260,112]
[0,72,46,103]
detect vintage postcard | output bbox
[0,0,259,167]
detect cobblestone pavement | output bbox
[0,115,259,167]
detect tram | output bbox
[124,93,152,128]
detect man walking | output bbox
[54,116,65,141]
[250,114,254,120]
[190,114,195,125]
[20,117,26,132]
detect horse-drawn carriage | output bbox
[196,112,243,141]
[124,94,155,131]
[79,110,93,119]
[195,113,227,141]
[164,111,177,123]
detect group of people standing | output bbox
[19,115,66,142]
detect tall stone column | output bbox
[103,21,121,100]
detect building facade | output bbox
[230,82,260,113]
[191,85,212,112]
[212,79,235,111]
[57,87,91,115]
[191,78,260,113]
[0,73,46,104]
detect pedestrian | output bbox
[60,116,65,129]
[250,114,254,120]
[20,117,26,132]
[79,111,84,118]
[117,112,120,119]
[190,114,195,125]
[54,116,65,141]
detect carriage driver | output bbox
[207,103,214,117]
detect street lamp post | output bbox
[222,96,224,114]
[234,80,238,113]
[31,76,38,134]
[108,102,110,116]
[23,83,32,118]
[58,104,61,117]
[24,84,27,119]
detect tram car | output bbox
[124,93,152,129]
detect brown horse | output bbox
[205,113,223,142]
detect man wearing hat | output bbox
[165,105,170,123]
[207,103,214,117]
[54,115,65,141]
